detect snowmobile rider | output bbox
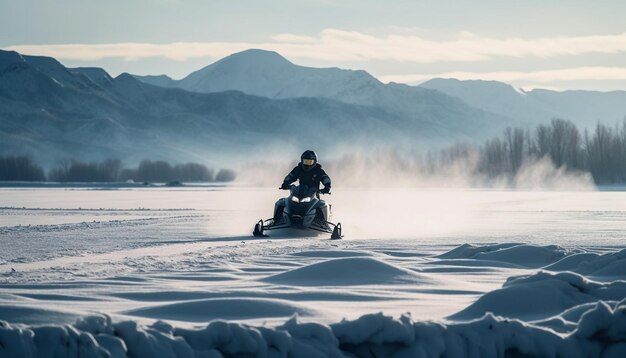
[280,150,332,194]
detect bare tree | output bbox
[480,137,507,177]
[505,127,525,174]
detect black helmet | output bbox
[301,150,317,171]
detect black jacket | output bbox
[283,163,331,190]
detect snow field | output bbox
[1,242,625,357]
[1,188,626,356]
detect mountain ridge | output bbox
[0,49,438,166]
[6,48,625,168]
[419,78,626,128]
[135,50,626,130]
[134,49,508,137]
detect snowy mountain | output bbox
[133,74,177,88]
[420,78,626,128]
[134,49,508,138]
[177,49,380,101]
[14,48,626,167]
[137,49,626,133]
[0,50,438,166]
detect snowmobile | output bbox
[253,184,342,240]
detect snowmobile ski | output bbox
[251,184,343,239]
[253,220,268,237]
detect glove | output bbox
[280,182,290,190]
[320,186,331,194]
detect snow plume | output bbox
[236,147,475,188]
[324,147,481,188]
[513,157,595,191]
[236,160,297,188]
[2,300,626,357]
[236,147,596,190]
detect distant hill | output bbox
[133,74,177,88]
[420,78,626,128]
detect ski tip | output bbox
[330,222,342,240]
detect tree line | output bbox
[3,119,626,185]
[0,157,236,183]
[426,119,626,184]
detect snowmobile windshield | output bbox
[290,185,317,200]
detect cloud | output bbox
[270,33,317,43]
[6,30,626,64]
[379,67,626,85]
[5,42,251,62]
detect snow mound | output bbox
[451,270,626,320]
[438,243,571,267]
[263,257,430,286]
[544,248,626,279]
[542,252,601,272]
[125,297,319,322]
[0,305,81,325]
[290,250,372,258]
[2,300,626,357]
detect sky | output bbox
[2,0,626,91]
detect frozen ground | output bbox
[1,187,625,357]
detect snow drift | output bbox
[544,248,626,279]
[125,297,322,322]
[438,243,572,268]
[451,270,626,320]
[262,257,432,286]
[2,299,626,358]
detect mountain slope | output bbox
[178,49,381,102]
[420,78,626,128]
[527,89,626,128]
[0,50,425,166]
[132,74,177,88]
[135,49,509,139]
[138,49,626,133]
